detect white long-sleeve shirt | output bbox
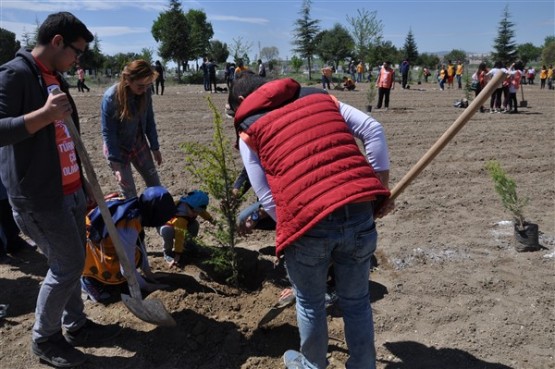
[239,101,390,221]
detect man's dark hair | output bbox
[37,12,94,46]
[228,70,265,112]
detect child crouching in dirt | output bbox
[342,76,356,91]
[158,190,214,268]
[81,186,176,303]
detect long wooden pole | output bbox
[389,70,507,200]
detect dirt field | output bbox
[1,78,554,369]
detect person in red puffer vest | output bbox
[229,72,394,369]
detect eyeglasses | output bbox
[65,42,84,59]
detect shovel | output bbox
[519,86,528,108]
[53,89,176,327]
[389,70,507,200]
[258,291,296,327]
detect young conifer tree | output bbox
[182,97,244,285]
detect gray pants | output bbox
[13,190,87,342]
[159,220,199,255]
[110,144,161,199]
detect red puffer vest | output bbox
[234,78,390,255]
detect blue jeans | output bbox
[439,78,446,90]
[237,201,276,231]
[203,74,210,91]
[13,190,87,342]
[284,202,377,369]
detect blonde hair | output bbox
[116,59,158,121]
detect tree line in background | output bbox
[1,1,554,81]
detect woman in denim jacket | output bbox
[101,60,162,198]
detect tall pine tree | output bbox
[491,5,518,64]
[402,28,418,63]
[152,0,190,80]
[292,0,320,80]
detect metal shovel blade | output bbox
[121,294,176,327]
[258,293,295,327]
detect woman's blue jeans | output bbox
[284,202,378,369]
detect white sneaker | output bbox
[283,350,318,369]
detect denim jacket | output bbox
[101,84,159,163]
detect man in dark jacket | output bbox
[0,12,120,368]
[400,59,410,89]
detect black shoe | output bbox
[32,332,86,368]
[64,319,121,347]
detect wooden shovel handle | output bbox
[389,70,507,201]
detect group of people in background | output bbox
[436,60,464,90]
[538,64,554,89]
[471,60,531,114]
[200,57,218,93]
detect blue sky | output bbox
[1,0,553,64]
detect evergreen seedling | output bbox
[464,74,473,101]
[485,160,528,229]
[181,97,244,286]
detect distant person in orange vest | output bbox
[375,61,395,110]
[446,60,455,89]
[539,65,548,89]
[356,61,364,82]
[455,60,464,89]
[438,64,447,91]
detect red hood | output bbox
[234,78,301,129]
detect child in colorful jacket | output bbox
[159,190,214,268]
[81,186,176,302]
